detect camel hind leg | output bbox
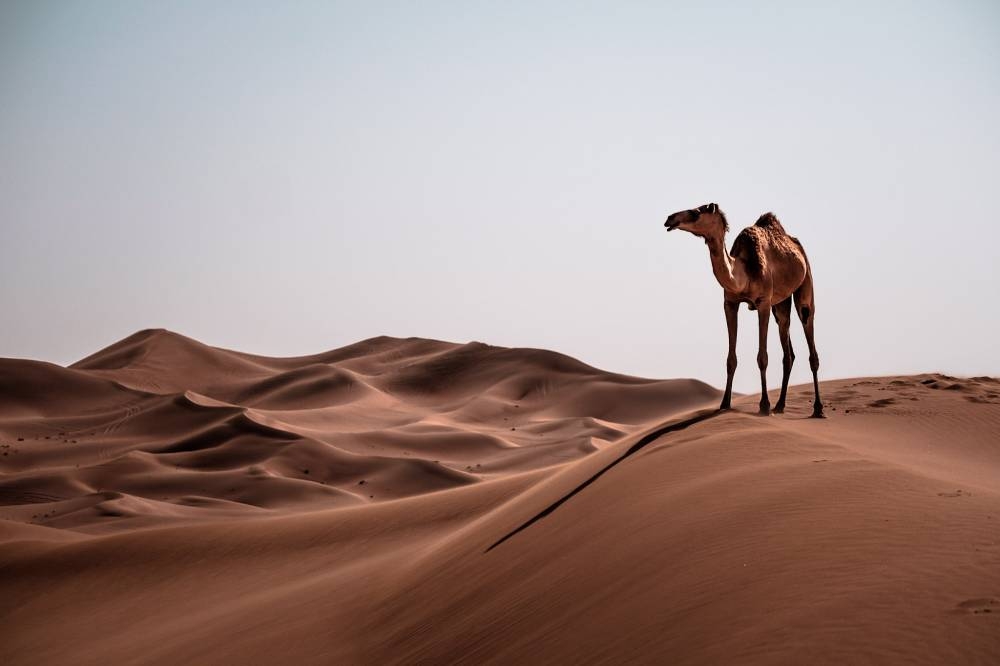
[793,276,824,418]
[772,298,794,413]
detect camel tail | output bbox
[789,235,811,269]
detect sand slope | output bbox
[1,331,998,664]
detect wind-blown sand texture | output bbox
[1,329,998,664]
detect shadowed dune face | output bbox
[0,330,719,531]
[2,332,999,665]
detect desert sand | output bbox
[1,329,998,664]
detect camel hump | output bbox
[754,212,787,234]
[730,228,765,279]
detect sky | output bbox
[2,0,999,393]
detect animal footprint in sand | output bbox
[868,398,895,408]
[937,489,970,498]
[954,598,999,615]
[922,378,969,392]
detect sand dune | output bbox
[1,330,998,663]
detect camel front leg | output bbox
[720,300,738,410]
[757,303,771,415]
[772,299,794,413]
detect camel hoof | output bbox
[811,410,826,419]
[758,407,771,417]
[773,405,785,414]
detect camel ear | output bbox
[707,203,718,214]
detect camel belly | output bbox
[731,295,763,311]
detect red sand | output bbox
[1,329,998,663]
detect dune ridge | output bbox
[1,330,998,664]
[2,330,717,531]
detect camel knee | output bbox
[726,353,737,374]
[757,350,768,370]
[782,350,795,369]
[809,352,819,372]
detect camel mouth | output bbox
[665,222,679,231]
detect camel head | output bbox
[664,203,728,238]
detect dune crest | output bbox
[1,330,717,530]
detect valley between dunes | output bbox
[1,329,998,664]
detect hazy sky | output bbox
[2,1,999,392]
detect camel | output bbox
[663,203,823,417]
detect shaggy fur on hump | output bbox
[730,212,800,279]
[754,211,785,233]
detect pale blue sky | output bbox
[2,1,999,392]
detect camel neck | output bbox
[704,235,740,293]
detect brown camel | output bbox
[664,203,823,417]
